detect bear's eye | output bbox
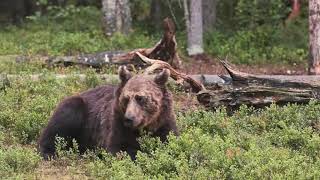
[135,95,147,105]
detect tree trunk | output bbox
[309,0,320,74]
[184,0,204,56]
[101,0,132,36]
[202,0,217,33]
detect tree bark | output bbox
[102,0,132,36]
[184,0,204,56]
[309,0,320,74]
[202,0,217,33]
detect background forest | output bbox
[0,0,309,65]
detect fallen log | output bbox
[197,61,320,111]
[17,18,182,69]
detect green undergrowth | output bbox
[205,21,308,65]
[0,6,158,57]
[0,25,157,57]
[1,68,320,178]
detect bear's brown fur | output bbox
[38,66,178,160]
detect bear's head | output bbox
[117,66,171,131]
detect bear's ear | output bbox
[118,66,132,84]
[154,69,170,86]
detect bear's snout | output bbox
[124,111,140,128]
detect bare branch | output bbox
[136,52,205,92]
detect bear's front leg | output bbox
[106,143,122,156]
[38,96,88,160]
[107,137,139,160]
[124,143,140,160]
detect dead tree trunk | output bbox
[184,0,204,56]
[102,0,132,36]
[309,0,320,75]
[197,61,320,111]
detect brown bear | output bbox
[38,66,178,160]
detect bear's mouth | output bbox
[123,119,133,128]
[123,118,142,129]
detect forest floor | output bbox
[0,54,309,75]
[181,55,308,75]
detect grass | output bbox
[0,60,320,179]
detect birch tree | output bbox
[184,0,204,56]
[102,0,132,36]
[309,0,320,74]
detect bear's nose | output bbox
[124,116,134,127]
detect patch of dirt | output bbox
[35,161,89,180]
[180,55,308,75]
[173,93,201,112]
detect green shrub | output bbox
[87,152,145,180]
[0,146,41,178]
[54,136,81,162]
[0,76,84,143]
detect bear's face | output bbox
[117,66,170,131]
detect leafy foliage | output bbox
[235,0,290,29]
[0,146,41,178]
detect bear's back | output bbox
[80,85,116,102]
[77,85,117,148]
